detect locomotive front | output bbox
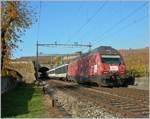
[99,54,128,86]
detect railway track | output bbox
[46,79,149,118]
[78,87,149,118]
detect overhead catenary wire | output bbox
[92,15,148,47]
[67,1,107,43]
[66,3,83,44]
[93,2,147,42]
[77,1,147,51]
[75,1,106,36]
[108,15,147,38]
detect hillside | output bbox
[119,47,149,77]
[14,52,81,67]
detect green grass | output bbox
[1,83,47,118]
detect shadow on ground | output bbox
[1,82,35,118]
[48,81,100,91]
[50,84,80,91]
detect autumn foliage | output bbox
[119,47,149,77]
[1,1,35,76]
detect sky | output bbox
[13,0,149,58]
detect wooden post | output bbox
[52,98,55,107]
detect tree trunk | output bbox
[1,18,15,71]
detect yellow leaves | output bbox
[1,1,35,75]
[7,3,17,18]
[119,48,149,77]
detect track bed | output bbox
[45,79,149,118]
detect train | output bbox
[47,46,134,87]
[47,64,68,79]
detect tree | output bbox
[1,1,36,75]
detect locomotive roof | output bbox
[91,46,119,55]
[69,46,120,62]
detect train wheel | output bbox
[96,83,101,87]
[66,75,70,82]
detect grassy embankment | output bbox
[1,83,47,118]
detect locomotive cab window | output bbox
[101,55,121,64]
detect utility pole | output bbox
[36,40,39,80]
[88,42,92,52]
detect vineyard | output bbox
[119,47,149,77]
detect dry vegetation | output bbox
[119,47,149,77]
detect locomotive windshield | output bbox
[101,55,121,64]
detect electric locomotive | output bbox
[67,46,132,86]
[47,46,134,87]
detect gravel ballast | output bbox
[46,85,117,118]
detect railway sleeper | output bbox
[111,104,137,108]
[111,105,142,111]
[135,112,149,118]
[121,106,139,110]
[131,109,149,113]
[107,103,149,112]
[139,111,149,115]
[121,101,141,106]
[121,104,140,107]
[105,104,146,118]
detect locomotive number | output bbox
[110,66,118,71]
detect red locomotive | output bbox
[67,46,132,86]
[47,46,134,87]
